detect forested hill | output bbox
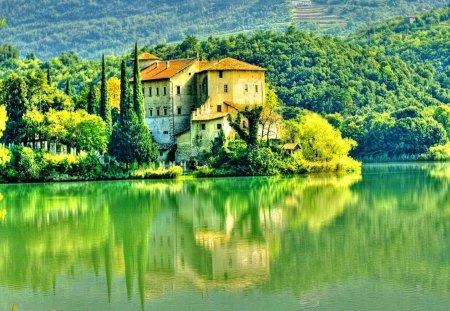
[1,0,450,59]
[352,7,450,73]
[0,0,291,59]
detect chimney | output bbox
[166,61,170,69]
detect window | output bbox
[163,131,169,135]
[201,124,206,130]
[177,107,182,115]
[142,88,145,96]
[245,84,249,92]
[176,86,181,95]
[156,87,160,96]
[164,108,168,115]
[149,87,152,96]
[157,108,160,116]
[163,87,167,96]
[224,84,228,93]
[255,85,259,93]
[149,109,153,117]
[217,124,222,130]
[219,71,223,78]
[217,105,222,112]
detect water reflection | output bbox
[0,165,449,310]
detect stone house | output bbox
[134,53,267,162]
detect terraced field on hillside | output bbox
[291,1,345,30]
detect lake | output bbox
[0,163,449,311]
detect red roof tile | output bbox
[134,58,197,82]
[200,57,265,72]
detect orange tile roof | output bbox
[134,58,197,82]
[200,57,265,72]
[138,52,161,61]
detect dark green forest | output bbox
[0,0,449,59]
[352,7,450,72]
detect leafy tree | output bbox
[0,105,10,165]
[260,84,282,142]
[0,45,19,62]
[43,110,108,153]
[107,77,121,111]
[99,55,112,134]
[289,111,357,162]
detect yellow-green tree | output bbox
[107,77,120,112]
[260,84,282,142]
[0,105,10,165]
[285,111,357,162]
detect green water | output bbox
[0,163,449,311]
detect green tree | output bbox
[0,105,10,165]
[109,60,159,164]
[0,45,19,62]
[1,74,30,143]
[132,43,145,123]
[46,68,52,86]
[295,111,357,162]
[65,79,71,96]
[100,55,112,134]
[87,86,98,115]
[228,106,263,148]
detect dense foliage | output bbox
[352,8,450,72]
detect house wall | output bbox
[143,80,172,145]
[143,62,200,146]
[190,116,233,156]
[175,131,191,162]
[196,70,265,114]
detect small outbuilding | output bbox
[282,143,301,155]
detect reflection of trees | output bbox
[268,164,450,296]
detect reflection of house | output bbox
[132,54,267,161]
[146,206,269,297]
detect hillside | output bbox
[352,7,450,73]
[1,0,450,59]
[0,0,290,60]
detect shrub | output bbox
[420,143,450,161]
[131,166,183,179]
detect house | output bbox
[133,53,268,161]
[282,143,301,155]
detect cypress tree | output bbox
[65,79,71,96]
[2,75,30,144]
[133,42,145,123]
[109,58,159,164]
[87,85,98,115]
[46,68,51,86]
[119,60,133,124]
[100,55,112,133]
